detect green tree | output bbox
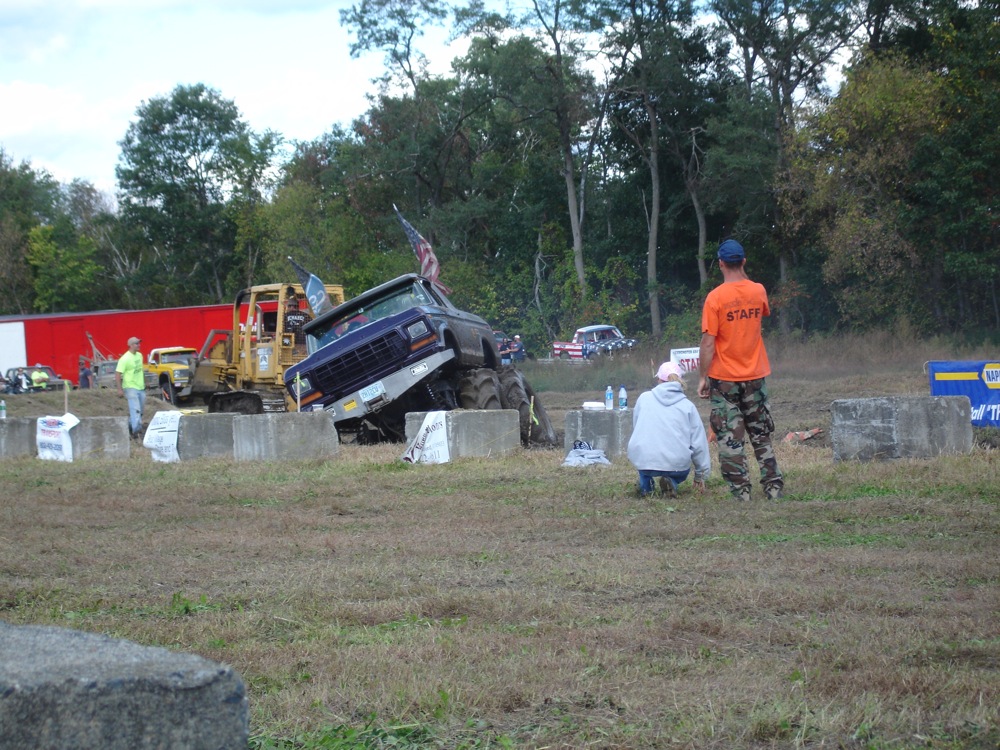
[116,84,275,305]
[27,224,102,313]
[0,150,61,314]
[710,0,861,330]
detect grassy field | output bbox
[1,333,997,748]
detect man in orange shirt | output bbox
[698,239,784,501]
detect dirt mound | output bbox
[2,388,178,420]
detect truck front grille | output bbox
[312,331,409,396]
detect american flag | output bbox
[393,205,450,293]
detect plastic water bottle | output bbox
[604,385,613,410]
[0,399,5,420]
[618,385,627,410]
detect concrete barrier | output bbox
[177,413,237,460]
[0,418,36,458]
[0,622,248,750]
[0,417,130,460]
[831,396,974,461]
[234,411,340,461]
[564,409,633,458]
[405,409,521,458]
[70,416,130,460]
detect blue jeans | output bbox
[125,387,146,434]
[637,469,690,495]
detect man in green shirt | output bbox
[30,365,50,391]
[115,337,146,437]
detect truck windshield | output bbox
[307,282,433,351]
[160,352,194,364]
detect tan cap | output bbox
[128,337,141,346]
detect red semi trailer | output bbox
[0,304,233,387]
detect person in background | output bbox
[627,361,710,498]
[78,359,94,389]
[30,364,50,391]
[115,337,146,438]
[499,337,512,366]
[510,335,526,363]
[698,239,784,501]
[283,294,309,344]
[16,368,31,393]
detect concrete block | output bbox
[0,622,248,750]
[564,409,633,458]
[0,418,36,458]
[70,417,130,460]
[177,413,237,460]
[234,412,340,461]
[405,409,521,458]
[831,396,974,461]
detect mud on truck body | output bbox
[284,274,556,446]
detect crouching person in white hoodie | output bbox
[627,361,712,497]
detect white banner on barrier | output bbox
[401,411,451,464]
[670,347,701,374]
[36,413,80,462]
[144,411,182,463]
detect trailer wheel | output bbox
[458,368,501,410]
[497,366,558,446]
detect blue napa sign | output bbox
[927,360,1000,427]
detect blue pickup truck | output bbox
[284,274,556,445]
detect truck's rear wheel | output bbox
[458,368,501,410]
[497,366,558,446]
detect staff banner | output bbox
[927,360,1000,427]
[670,347,701,374]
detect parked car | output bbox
[4,365,73,391]
[551,325,637,359]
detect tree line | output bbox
[1,0,996,353]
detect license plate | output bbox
[359,381,385,402]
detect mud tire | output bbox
[209,391,264,414]
[160,379,177,405]
[458,368,502,411]
[497,366,558,446]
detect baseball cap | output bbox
[717,239,745,262]
[656,361,684,382]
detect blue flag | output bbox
[287,257,335,316]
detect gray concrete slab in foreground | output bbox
[0,417,36,458]
[405,409,520,458]
[831,396,973,461]
[234,411,340,461]
[564,409,633,458]
[70,416,130,460]
[0,622,248,750]
[177,413,237,460]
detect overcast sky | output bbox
[0,0,463,194]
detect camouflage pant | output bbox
[708,378,783,495]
